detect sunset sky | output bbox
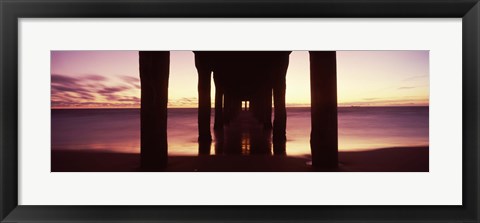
[51,51,429,108]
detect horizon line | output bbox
[51,105,429,110]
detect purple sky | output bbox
[51,51,429,108]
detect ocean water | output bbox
[51,107,429,156]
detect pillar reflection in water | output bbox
[198,110,286,156]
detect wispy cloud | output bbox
[96,86,131,94]
[84,74,107,81]
[362,97,380,101]
[120,76,141,89]
[341,97,428,107]
[51,74,78,85]
[51,73,202,108]
[51,74,139,108]
[398,86,416,90]
[403,75,428,82]
[168,97,198,107]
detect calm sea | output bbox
[51,107,429,156]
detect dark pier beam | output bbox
[264,89,273,129]
[194,52,213,142]
[309,51,338,169]
[198,140,212,155]
[214,86,224,130]
[273,75,287,141]
[272,54,290,142]
[139,51,170,170]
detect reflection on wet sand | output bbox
[199,111,286,156]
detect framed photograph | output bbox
[1,0,478,222]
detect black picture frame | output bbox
[1,0,479,222]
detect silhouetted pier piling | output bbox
[310,51,338,169]
[139,51,338,170]
[139,51,169,169]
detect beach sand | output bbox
[51,146,428,172]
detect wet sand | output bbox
[51,146,428,172]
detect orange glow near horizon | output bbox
[51,51,429,109]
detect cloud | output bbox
[403,75,428,82]
[168,97,198,107]
[398,86,416,90]
[120,76,141,89]
[121,76,140,83]
[84,74,107,81]
[97,86,131,94]
[76,92,96,100]
[102,93,140,102]
[117,96,140,103]
[51,85,83,93]
[341,97,428,107]
[51,74,78,85]
[51,73,139,108]
[51,101,139,108]
[51,74,97,101]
